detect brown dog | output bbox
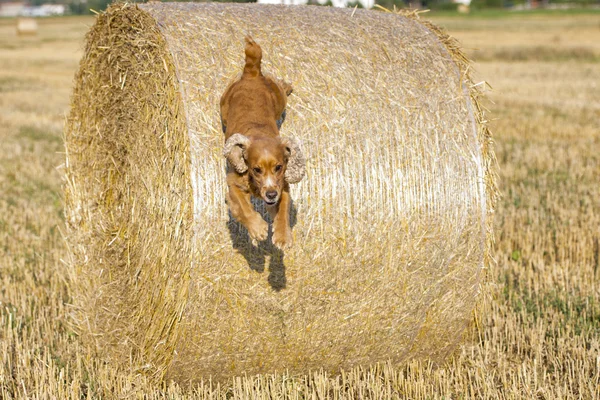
[221,37,304,250]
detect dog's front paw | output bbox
[247,217,269,245]
[273,227,293,251]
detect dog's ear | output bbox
[223,133,251,173]
[282,137,305,184]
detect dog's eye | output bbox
[253,167,262,174]
[275,165,282,172]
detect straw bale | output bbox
[64,3,497,382]
[16,18,38,36]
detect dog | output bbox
[221,37,304,250]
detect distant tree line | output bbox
[60,0,599,15]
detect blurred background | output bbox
[1,0,599,16]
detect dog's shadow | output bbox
[227,198,297,292]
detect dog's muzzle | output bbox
[265,191,278,205]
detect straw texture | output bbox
[64,3,497,382]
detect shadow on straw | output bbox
[227,198,297,292]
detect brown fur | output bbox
[221,37,299,250]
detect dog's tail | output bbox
[243,36,262,78]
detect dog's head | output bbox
[224,133,305,205]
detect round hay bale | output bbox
[64,3,497,382]
[16,18,38,36]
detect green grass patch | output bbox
[473,46,600,62]
[18,125,62,145]
[502,271,600,336]
[0,76,38,92]
[429,7,600,18]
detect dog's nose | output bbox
[266,191,278,201]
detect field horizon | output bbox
[1,9,599,398]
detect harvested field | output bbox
[1,9,599,399]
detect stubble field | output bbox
[0,10,599,399]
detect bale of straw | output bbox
[16,18,38,36]
[64,3,497,382]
